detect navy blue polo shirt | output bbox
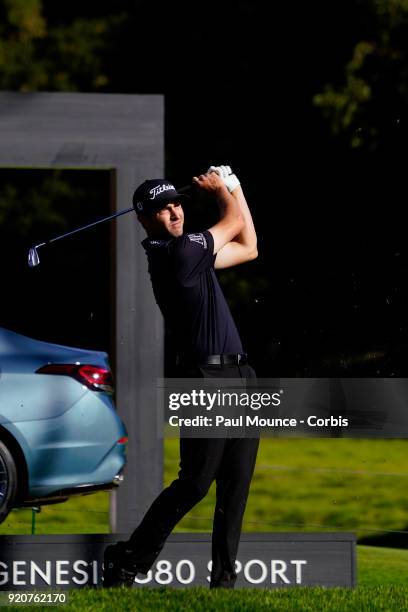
[142,230,243,359]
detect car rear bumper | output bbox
[20,469,125,507]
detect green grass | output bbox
[39,585,408,612]
[2,439,407,539]
[5,583,408,612]
[164,438,408,538]
[358,545,408,585]
[0,491,111,535]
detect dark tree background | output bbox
[1,0,407,376]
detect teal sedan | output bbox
[0,326,127,523]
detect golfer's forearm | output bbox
[208,185,245,253]
[231,186,257,254]
[215,185,245,236]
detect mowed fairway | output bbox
[165,438,408,537]
[2,438,407,538]
[0,439,408,537]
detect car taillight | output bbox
[77,365,114,393]
[36,364,114,393]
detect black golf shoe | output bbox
[103,542,138,588]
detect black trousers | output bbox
[126,363,259,588]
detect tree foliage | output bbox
[0,0,119,91]
[314,0,408,150]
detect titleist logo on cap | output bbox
[149,183,176,200]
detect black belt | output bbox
[176,353,248,366]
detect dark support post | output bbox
[110,164,164,532]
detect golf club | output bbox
[28,183,192,267]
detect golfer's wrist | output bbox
[215,183,230,202]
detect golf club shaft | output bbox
[42,183,192,247]
[45,206,134,246]
[28,182,193,267]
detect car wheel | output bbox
[0,440,18,523]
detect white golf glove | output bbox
[207,164,240,193]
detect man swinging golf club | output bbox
[103,165,259,589]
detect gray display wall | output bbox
[0,92,164,533]
[0,533,356,589]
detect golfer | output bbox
[104,165,259,589]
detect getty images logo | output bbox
[149,183,175,199]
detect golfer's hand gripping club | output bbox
[207,165,240,193]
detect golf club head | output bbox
[28,247,40,268]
